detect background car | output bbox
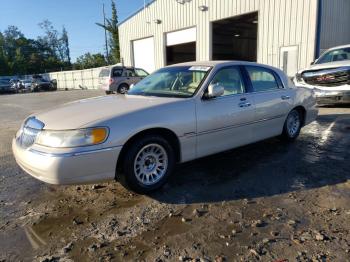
[13,61,318,194]
[19,79,33,92]
[0,79,13,93]
[31,75,57,92]
[294,44,350,105]
[99,66,149,95]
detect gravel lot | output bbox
[0,91,350,262]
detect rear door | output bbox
[244,66,294,141]
[122,69,139,86]
[196,66,255,158]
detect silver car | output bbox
[13,61,318,193]
[99,66,149,95]
[294,44,350,104]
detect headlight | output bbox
[35,127,109,148]
[295,73,303,82]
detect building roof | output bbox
[117,0,156,27]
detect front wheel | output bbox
[120,135,175,193]
[281,109,302,141]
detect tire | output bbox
[120,135,175,193]
[281,109,302,141]
[117,84,129,94]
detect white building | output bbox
[118,0,350,76]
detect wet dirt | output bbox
[1,92,350,261]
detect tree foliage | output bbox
[96,0,120,64]
[73,52,107,70]
[0,22,72,76]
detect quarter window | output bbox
[246,66,280,92]
[209,67,245,96]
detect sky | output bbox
[0,0,147,61]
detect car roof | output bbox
[325,44,350,52]
[165,60,282,72]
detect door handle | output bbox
[239,102,251,108]
[281,95,291,100]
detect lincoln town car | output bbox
[13,61,318,193]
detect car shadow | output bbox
[150,113,350,204]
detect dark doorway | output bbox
[212,12,258,61]
[166,42,196,65]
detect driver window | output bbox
[210,67,245,96]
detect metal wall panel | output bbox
[319,0,350,54]
[119,0,319,72]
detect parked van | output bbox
[99,66,149,94]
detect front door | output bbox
[196,66,255,158]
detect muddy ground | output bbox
[0,91,349,262]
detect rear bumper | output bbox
[12,139,122,185]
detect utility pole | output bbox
[103,3,110,64]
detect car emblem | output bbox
[316,75,335,82]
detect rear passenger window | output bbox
[246,66,280,92]
[210,67,245,96]
[123,69,136,77]
[112,68,123,77]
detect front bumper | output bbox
[12,139,122,185]
[314,89,350,104]
[294,80,350,104]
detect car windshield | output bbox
[316,47,350,64]
[127,66,211,98]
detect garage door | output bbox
[133,37,155,73]
[166,27,196,65]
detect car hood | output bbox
[34,95,183,130]
[299,60,350,73]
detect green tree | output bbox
[60,26,71,65]
[0,32,9,75]
[0,23,71,76]
[96,0,120,64]
[73,52,107,70]
[38,20,59,58]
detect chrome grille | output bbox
[302,67,350,87]
[17,117,44,149]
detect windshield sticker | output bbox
[189,66,211,72]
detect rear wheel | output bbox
[281,109,302,141]
[117,84,129,94]
[120,135,175,193]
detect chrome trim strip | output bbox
[28,146,122,158]
[197,114,285,136]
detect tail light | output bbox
[108,78,114,85]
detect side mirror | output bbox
[207,83,224,98]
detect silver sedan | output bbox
[12,61,318,193]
